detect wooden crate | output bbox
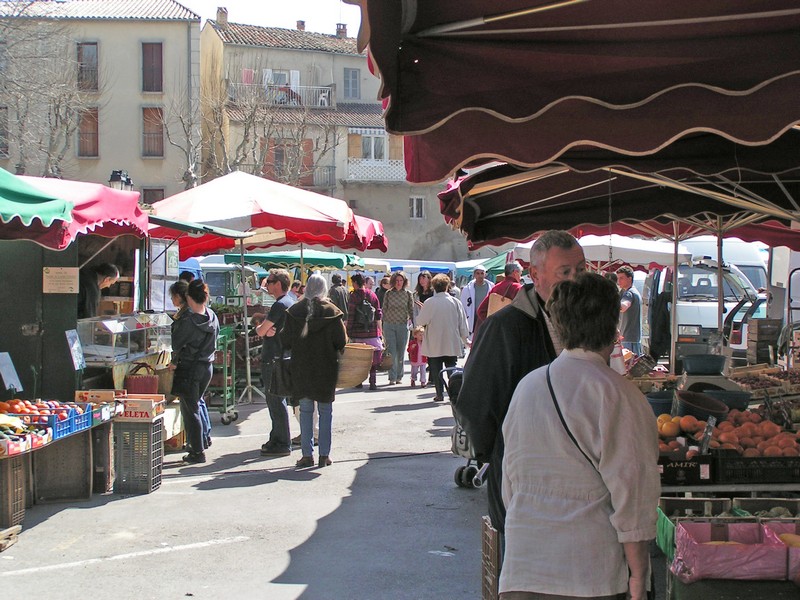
[481,515,500,600]
[32,429,93,503]
[747,318,782,342]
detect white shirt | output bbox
[416,291,469,357]
[500,349,660,597]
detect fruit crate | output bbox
[73,404,92,432]
[8,409,74,441]
[712,449,800,483]
[113,416,164,494]
[732,498,800,518]
[0,455,26,528]
[481,515,500,600]
[657,499,733,562]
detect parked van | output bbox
[681,236,768,292]
[644,259,762,370]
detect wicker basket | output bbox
[155,366,175,400]
[337,343,375,388]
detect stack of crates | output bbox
[113,416,164,494]
[481,515,500,600]
[0,455,26,528]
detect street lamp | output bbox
[108,169,134,191]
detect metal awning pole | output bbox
[717,218,725,334]
[670,223,679,375]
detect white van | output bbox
[643,259,763,370]
[681,236,768,292]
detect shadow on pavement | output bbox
[272,450,486,599]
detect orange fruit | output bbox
[782,448,800,457]
[739,437,756,449]
[679,415,699,434]
[743,448,761,457]
[657,414,672,425]
[660,421,680,438]
[777,437,797,449]
[718,432,739,445]
[763,446,784,457]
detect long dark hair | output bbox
[187,279,210,305]
[415,270,432,297]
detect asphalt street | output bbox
[0,367,490,599]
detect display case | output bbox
[77,313,172,366]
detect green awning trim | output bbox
[0,167,73,227]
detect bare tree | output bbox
[0,4,105,177]
[201,54,341,188]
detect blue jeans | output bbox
[199,398,212,446]
[384,322,409,382]
[300,398,332,457]
[174,361,213,455]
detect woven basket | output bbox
[336,343,375,388]
[155,367,175,400]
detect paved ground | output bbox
[1,365,670,599]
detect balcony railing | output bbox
[347,158,406,182]
[228,84,336,109]
[235,165,336,189]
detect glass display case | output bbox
[77,312,172,366]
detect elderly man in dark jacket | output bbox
[455,231,586,536]
[328,273,349,318]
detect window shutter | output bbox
[290,69,300,92]
[242,68,254,85]
[348,134,361,158]
[263,69,273,86]
[389,135,403,160]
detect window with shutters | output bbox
[142,43,163,92]
[142,107,164,157]
[410,196,425,220]
[77,107,99,157]
[77,42,98,91]
[0,107,8,158]
[344,68,360,99]
[142,188,165,204]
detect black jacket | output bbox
[327,283,349,319]
[281,298,347,403]
[455,283,556,533]
[171,307,219,364]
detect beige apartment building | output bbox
[200,8,470,260]
[0,0,200,201]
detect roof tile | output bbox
[209,20,361,55]
[0,0,199,21]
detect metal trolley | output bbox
[441,367,489,489]
[206,328,238,424]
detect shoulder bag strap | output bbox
[546,364,599,472]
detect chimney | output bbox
[216,7,228,28]
[297,20,305,31]
[336,23,347,38]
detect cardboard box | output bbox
[118,394,166,421]
[0,438,24,457]
[74,389,126,403]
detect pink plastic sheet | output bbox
[671,521,787,584]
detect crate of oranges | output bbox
[657,413,713,485]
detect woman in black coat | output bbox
[281,274,347,469]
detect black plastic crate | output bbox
[0,455,26,527]
[712,449,800,483]
[659,455,714,485]
[113,417,163,494]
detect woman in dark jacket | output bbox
[281,274,347,469]
[170,280,219,464]
[170,281,213,452]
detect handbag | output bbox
[269,354,293,398]
[124,362,160,394]
[378,351,393,372]
[487,292,513,316]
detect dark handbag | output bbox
[269,354,293,398]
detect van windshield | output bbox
[676,265,753,302]
[737,265,768,291]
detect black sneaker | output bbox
[260,444,291,456]
[183,452,206,464]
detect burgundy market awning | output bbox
[20,176,148,245]
[438,131,800,247]
[363,1,800,183]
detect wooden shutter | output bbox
[348,134,361,158]
[389,134,403,160]
[142,43,162,92]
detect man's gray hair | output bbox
[530,230,580,267]
[304,274,328,301]
[504,261,522,277]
